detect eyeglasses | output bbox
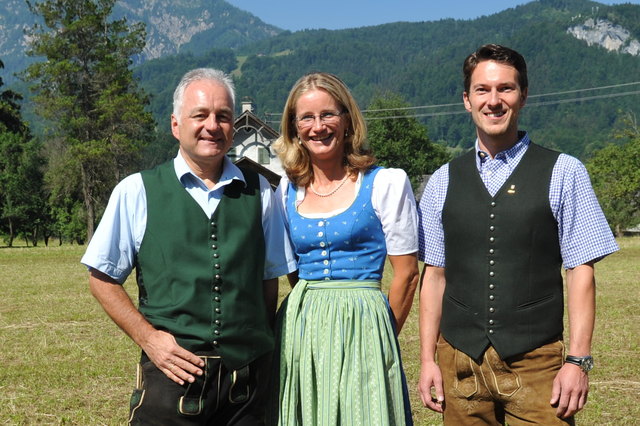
[296,111,345,129]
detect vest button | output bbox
[211,235,217,240]
[489,295,495,300]
[489,329,494,334]
[214,263,220,269]
[214,329,220,335]
[489,284,495,290]
[215,274,221,280]
[489,307,495,313]
[489,249,494,254]
[490,213,495,219]
[489,226,495,231]
[489,260,495,266]
[213,253,219,258]
[211,222,217,227]
[211,244,217,249]
[489,319,494,325]
[214,296,220,302]
[489,237,495,243]
[215,308,221,314]
[489,271,495,277]
[214,286,220,292]
[213,340,219,346]
[491,201,496,207]
[215,319,221,325]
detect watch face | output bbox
[582,356,594,372]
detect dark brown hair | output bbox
[463,44,528,93]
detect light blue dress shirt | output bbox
[418,132,619,269]
[81,152,297,283]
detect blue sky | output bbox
[225,0,640,31]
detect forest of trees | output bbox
[1,0,639,246]
[587,113,640,236]
[131,0,640,161]
[1,0,154,246]
[0,59,45,247]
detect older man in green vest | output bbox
[416,45,618,425]
[82,68,295,425]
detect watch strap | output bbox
[565,355,594,373]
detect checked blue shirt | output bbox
[418,132,618,269]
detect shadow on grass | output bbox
[0,239,79,249]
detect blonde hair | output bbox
[274,72,375,187]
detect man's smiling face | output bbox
[463,60,528,149]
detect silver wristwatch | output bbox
[565,355,594,373]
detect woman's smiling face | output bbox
[295,89,348,162]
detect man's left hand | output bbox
[550,362,589,418]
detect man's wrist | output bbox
[564,355,594,373]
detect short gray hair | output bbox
[172,68,236,119]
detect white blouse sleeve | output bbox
[259,175,297,279]
[275,176,291,223]
[371,168,419,255]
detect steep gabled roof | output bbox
[234,110,279,139]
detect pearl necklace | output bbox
[309,174,350,197]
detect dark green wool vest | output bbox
[442,143,563,361]
[137,161,270,369]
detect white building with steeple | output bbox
[231,98,284,188]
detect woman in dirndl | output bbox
[269,72,419,426]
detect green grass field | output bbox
[0,238,638,425]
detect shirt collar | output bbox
[173,151,247,190]
[475,131,530,170]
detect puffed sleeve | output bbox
[371,168,419,255]
[259,175,298,279]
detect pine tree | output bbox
[23,0,155,241]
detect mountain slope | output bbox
[4,0,640,159]
[228,0,640,158]
[0,0,281,83]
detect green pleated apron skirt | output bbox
[269,280,412,426]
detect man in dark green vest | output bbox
[416,44,618,424]
[82,68,296,425]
